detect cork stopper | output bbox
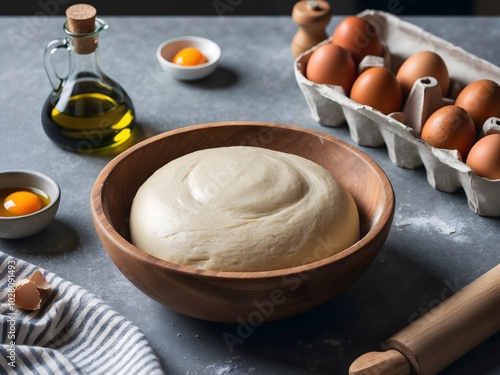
[66,4,98,54]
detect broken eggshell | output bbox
[14,270,50,311]
[29,270,51,292]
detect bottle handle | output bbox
[43,38,69,92]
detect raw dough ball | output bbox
[130,146,360,272]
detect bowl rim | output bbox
[91,121,394,279]
[0,169,61,221]
[156,35,221,70]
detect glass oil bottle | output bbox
[42,4,135,153]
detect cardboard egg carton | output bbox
[294,9,500,216]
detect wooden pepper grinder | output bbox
[291,0,331,58]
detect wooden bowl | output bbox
[91,122,394,323]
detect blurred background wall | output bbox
[1,0,499,15]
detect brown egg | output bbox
[332,16,383,65]
[455,79,500,133]
[350,67,403,115]
[306,43,357,95]
[396,51,450,98]
[421,105,476,159]
[466,133,500,179]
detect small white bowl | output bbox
[0,170,61,239]
[156,36,221,81]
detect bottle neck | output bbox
[63,17,108,77]
[67,39,104,77]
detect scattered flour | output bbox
[395,214,457,234]
[207,364,231,374]
[204,357,255,375]
[394,213,471,243]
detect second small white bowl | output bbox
[157,36,221,81]
[0,170,61,239]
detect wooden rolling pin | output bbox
[349,264,500,375]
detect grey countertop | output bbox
[1,13,499,375]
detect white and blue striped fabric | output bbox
[0,252,165,375]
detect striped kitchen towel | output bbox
[0,251,165,375]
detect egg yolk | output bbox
[173,47,208,66]
[4,191,43,216]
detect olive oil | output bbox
[42,89,135,152]
[42,7,136,153]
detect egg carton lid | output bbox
[294,9,500,217]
